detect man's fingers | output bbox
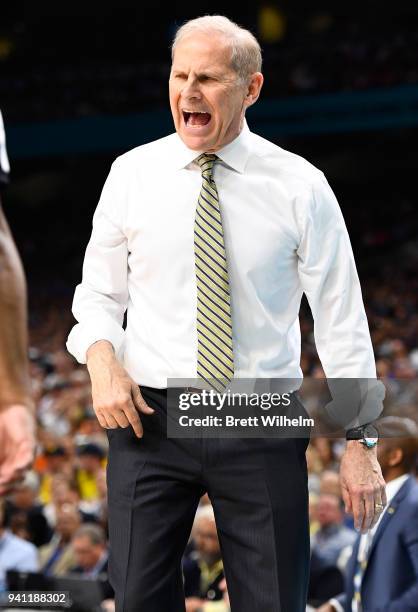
[341,486,352,514]
[95,402,130,429]
[362,490,375,532]
[0,469,26,490]
[95,413,108,429]
[93,383,154,435]
[132,386,154,414]
[352,490,365,532]
[370,480,387,529]
[370,494,383,530]
[95,401,144,438]
[0,440,35,485]
[0,474,26,495]
[124,403,144,438]
[103,413,119,429]
[94,406,119,429]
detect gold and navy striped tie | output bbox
[194,153,234,392]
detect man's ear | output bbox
[244,72,264,109]
[388,447,403,468]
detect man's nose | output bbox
[181,76,202,99]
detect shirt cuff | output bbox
[323,378,385,431]
[66,316,125,364]
[329,598,344,612]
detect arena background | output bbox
[0,2,417,610]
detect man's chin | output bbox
[177,127,215,152]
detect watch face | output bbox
[363,437,378,448]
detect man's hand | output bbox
[340,440,387,533]
[0,404,36,494]
[86,340,154,438]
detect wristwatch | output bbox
[346,423,379,449]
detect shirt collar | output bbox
[384,473,410,503]
[172,117,252,174]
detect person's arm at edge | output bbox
[0,200,32,412]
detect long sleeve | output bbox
[296,173,384,427]
[66,159,129,364]
[297,172,375,378]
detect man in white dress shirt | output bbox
[66,15,386,612]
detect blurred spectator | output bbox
[4,470,52,546]
[308,548,344,608]
[75,442,106,505]
[307,444,322,495]
[38,445,71,505]
[320,416,418,612]
[309,492,320,536]
[69,523,113,599]
[200,576,230,611]
[311,494,356,567]
[184,505,224,612]
[0,497,38,591]
[43,475,80,528]
[43,475,99,529]
[319,471,341,498]
[39,503,81,576]
[311,439,339,472]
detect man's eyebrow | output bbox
[172,69,221,78]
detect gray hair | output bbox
[171,15,262,83]
[73,523,106,546]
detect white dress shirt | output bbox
[66,118,377,388]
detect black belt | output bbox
[181,386,207,393]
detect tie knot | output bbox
[196,153,218,177]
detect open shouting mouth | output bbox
[182,110,212,129]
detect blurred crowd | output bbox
[1,5,417,610]
[1,12,418,122]
[0,233,414,609]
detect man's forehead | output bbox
[171,35,232,69]
[171,59,228,75]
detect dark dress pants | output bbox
[106,385,310,612]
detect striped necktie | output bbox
[194,153,234,392]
